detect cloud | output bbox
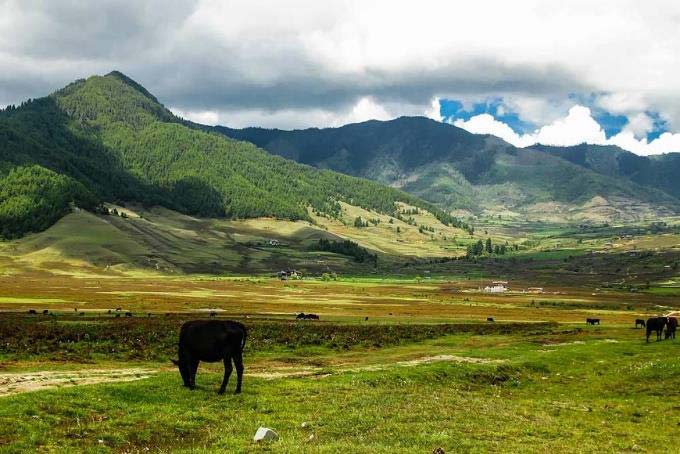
[1,0,680,152]
[453,104,680,155]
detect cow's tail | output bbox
[241,327,247,352]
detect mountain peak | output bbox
[52,71,174,126]
[104,70,160,104]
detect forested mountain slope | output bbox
[0,72,464,238]
[218,118,679,220]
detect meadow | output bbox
[1,266,679,452]
[0,209,678,452]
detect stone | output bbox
[253,427,279,442]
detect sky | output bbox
[1,0,680,155]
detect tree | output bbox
[485,238,493,254]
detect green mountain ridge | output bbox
[216,118,679,221]
[0,72,465,239]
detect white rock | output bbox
[301,422,308,428]
[253,427,279,442]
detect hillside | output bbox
[0,73,465,239]
[532,143,680,200]
[217,118,679,222]
[0,202,476,276]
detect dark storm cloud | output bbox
[0,0,585,113]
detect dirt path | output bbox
[1,354,502,396]
[0,368,156,397]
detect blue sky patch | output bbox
[439,95,669,142]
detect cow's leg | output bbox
[646,329,651,343]
[190,358,199,389]
[218,355,233,395]
[233,349,244,394]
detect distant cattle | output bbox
[635,319,646,328]
[665,317,677,340]
[115,307,122,312]
[210,311,217,318]
[296,313,319,320]
[487,317,495,323]
[27,309,37,315]
[646,317,667,342]
[172,320,247,394]
[364,316,369,321]
[42,309,49,315]
[79,312,85,316]
[586,318,600,325]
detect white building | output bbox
[483,281,508,293]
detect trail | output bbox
[0,354,502,396]
[0,368,156,397]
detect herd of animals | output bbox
[21,307,678,394]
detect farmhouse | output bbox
[483,281,508,293]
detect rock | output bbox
[253,427,279,442]
[433,448,445,454]
[307,434,315,441]
[301,422,308,428]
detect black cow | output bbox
[172,320,247,394]
[586,318,600,325]
[487,317,495,323]
[42,309,49,315]
[646,317,667,342]
[665,317,677,340]
[296,312,319,320]
[27,309,37,315]
[635,319,646,328]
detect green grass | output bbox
[1,326,677,452]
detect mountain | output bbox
[532,143,680,200]
[216,117,679,221]
[0,72,464,239]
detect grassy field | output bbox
[1,207,679,452]
[0,316,677,453]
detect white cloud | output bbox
[171,96,421,129]
[453,114,530,147]
[170,108,219,125]
[622,112,654,138]
[453,105,680,155]
[3,1,680,151]
[425,97,442,122]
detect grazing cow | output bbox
[646,317,667,342]
[364,316,369,321]
[635,319,646,328]
[665,317,677,340]
[115,307,122,312]
[27,309,37,315]
[487,317,495,323]
[296,312,319,320]
[42,309,49,315]
[586,318,600,325]
[209,311,217,318]
[172,320,247,394]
